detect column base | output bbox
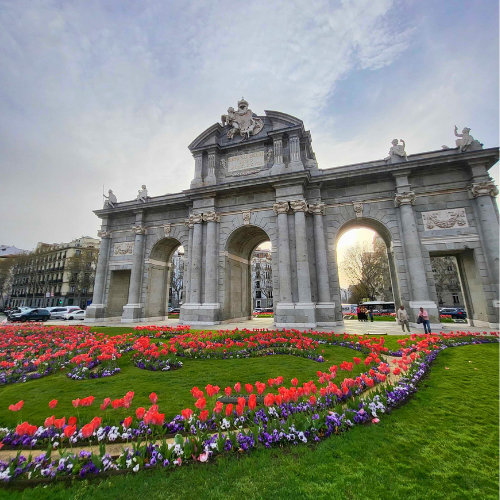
[179,303,221,324]
[85,304,107,322]
[288,160,305,172]
[275,302,317,329]
[315,302,336,326]
[121,304,143,323]
[271,162,285,175]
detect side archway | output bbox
[144,237,182,320]
[221,225,272,322]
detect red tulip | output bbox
[224,387,232,397]
[214,401,223,414]
[44,415,55,427]
[291,378,298,386]
[237,397,246,408]
[275,394,283,406]
[151,412,165,425]
[91,416,102,430]
[267,378,274,387]
[54,417,66,430]
[244,384,253,394]
[181,408,193,420]
[81,423,94,439]
[248,394,257,411]
[309,395,317,405]
[48,399,58,409]
[255,382,266,395]
[101,397,111,411]
[393,367,401,375]
[64,425,76,438]
[199,410,209,422]
[195,397,206,410]
[8,400,24,412]
[136,407,146,419]
[68,416,77,426]
[123,416,133,429]
[234,382,241,393]
[225,404,234,416]
[72,398,80,408]
[235,404,244,416]
[264,394,274,407]
[353,357,361,365]
[149,392,158,404]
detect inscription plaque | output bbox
[228,151,265,173]
[114,242,134,256]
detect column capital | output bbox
[290,199,308,212]
[133,225,147,235]
[308,202,325,215]
[394,191,416,207]
[203,211,220,223]
[470,181,499,198]
[273,201,290,214]
[97,230,111,239]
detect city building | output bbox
[251,249,273,309]
[431,256,465,308]
[0,245,27,309]
[9,236,100,309]
[168,247,184,308]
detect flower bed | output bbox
[0,332,497,484]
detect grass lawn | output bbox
[0,345,499,500]
[1,342,498,499]
[0,344,367,428]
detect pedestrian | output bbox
[418,307,431,334]
[396,305,410,333]
[368,308,374,322]
[356,305,361,322]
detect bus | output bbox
[361,301,396,314]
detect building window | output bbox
[255,291,261,299]
[432,268,437,273]
[256,281,260,289]
[447,265,454,272]
[452,293,459,304]
[75,250,81,256]
[256,300,261,308]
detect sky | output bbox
[0,0,498,251]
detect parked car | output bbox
[5,307,32,318]
[49,307,82,319]
[169,308,180,314]
[10,309,50,322]
[62,309,85,320]
[439,307,467,319]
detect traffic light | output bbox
[59,300,63,305]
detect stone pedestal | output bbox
[121,223,146,323]
[271,136,285,175]
[85,231,111,322]
[288,134,304,172]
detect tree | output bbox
[340,240,392,303]
[0,257,15,308]
[65,249,98,301]
[431,256,462,306]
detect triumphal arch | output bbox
[87,99,500,329]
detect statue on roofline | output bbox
[221,98,264,141]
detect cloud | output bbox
[0,0,496,249]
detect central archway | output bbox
[221,225,271,322]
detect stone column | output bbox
[395,191,439,325]
[206,151,217,185]
[190,153,203,188]
[290,200,312,303]
[288,133,304,171]
[85,229,111,321]
[309,203,331,302]
[470,180,500,280]
[290,200,316,327]
[189,214,204,305]
[271,135,285,175]
[121,223,146,322]
[273,201,292,303]
[183,218,194,303]
[203,211,220,306]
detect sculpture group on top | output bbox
[221,98,264,141]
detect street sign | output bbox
[45,292,50,298]
[51,292,54,297]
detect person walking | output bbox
[418,307,431,334]
[396,305,410,333]
[368,308,374,322]
[356,305,361,322]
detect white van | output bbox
[48,306,82,319]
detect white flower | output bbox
[133,464,139,472]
